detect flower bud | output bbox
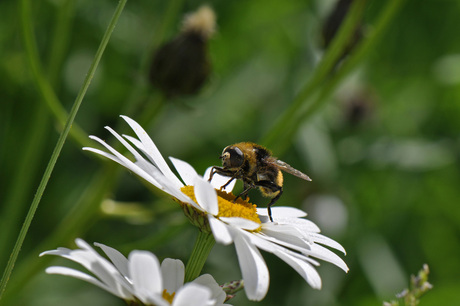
[149,5,216,98]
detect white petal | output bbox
[311,233,347,254]
[220,217,261,231]
[193,274,227,304]
[82,147,121,165]
[124,135,184,189]
[231,229,269,301]
[40,247,72,257]
[121,115,183,188]
[304,244,349,272]
[42,242,133,299]
[257,206,307,218]
[172,283,213,306]
[204,167,236,192]
[275,217,321,233]
[94,242,129,278]
[87,135,187,204]
[87,135,163,190]
[161,258,185,294]
[194,177,218,215]
[129,251,162,303]
[75,237,96,251]
[170,157,199,186]
[105,126,150,172]
[88,136,190,206]
[209,216,233,245]
[45,266,132,299]
[260,224,311,250]
[272,249,322,289]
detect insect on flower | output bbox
[208,142,312,222]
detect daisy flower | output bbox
[83,115,348,301]
[40,238,229,306]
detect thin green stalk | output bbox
[0,0,127,300]
[184,231,216,283]
[1,1,190,302]
[0,0,76,270]
[0,103,50,269]
[314,0,407,104]
[264,0,406,154]
[0,164,121,305]
[260,0,367,151]
[1,0,179,295]
[19,0,88,147]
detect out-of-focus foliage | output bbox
[1,0,460,305]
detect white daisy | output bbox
[40,238,229,306]
[83,115,348,301]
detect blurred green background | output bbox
[1,0,460,305]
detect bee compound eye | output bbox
[228,147,244,168]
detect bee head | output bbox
[221,146,244,169]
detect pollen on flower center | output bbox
[180,186,261,226]
[162,289,175,303]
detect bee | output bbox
[208,142,312,222]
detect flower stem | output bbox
[260,0,368,152]
[0,0,127,300]
[286,0,407,151]
[184,231,216,283]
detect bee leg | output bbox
[207,166,221,182]
[233,183,254,203]
[267,189,282,222]
[221,177,236,190]
[257,181,283,222]
[208,167,236,187]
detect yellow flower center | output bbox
[180,186,261,228]
[162,289,175,304]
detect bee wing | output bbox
[269,158,312,181]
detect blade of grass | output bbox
[261,0,406,155]
[260,0,367,151]
[0,0,128,300]
[0,103,50,269]
[297,0,408,128]
[1,1,184,302]
[18,0,88,147]
[0,0,76,272]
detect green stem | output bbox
[0,103,50,269]
[260,0,367,151]
[184,231,216,283]
[0,0,127,301]
[275,0,407,154]
[0,164,121,305]
[0,0,77,270]
[19,0,88,147]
